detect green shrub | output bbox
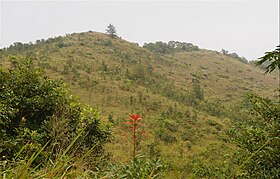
[231,93,280,178]
[200,98,226,117]
[0,57,112,170]
[143,41,199,54]
[155,129,177,143]
[164,120,179,132]
[207,119,222,131]
[184,144,235,178]
[95,155,167,178]
[181,130,197,142]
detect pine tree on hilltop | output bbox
[106,23,117,37]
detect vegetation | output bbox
[143,41,199,54]
[0,31,279,178]
[231,92,280,178]
[0,57,112,177]
[221,49,248,63]
[230,46,280,178]
[256,45,280,74]
[106,23,117,38]
[124,114,145,160]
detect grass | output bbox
[0,31,278,178]
[1,129,103,178]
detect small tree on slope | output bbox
[106,23,117,38]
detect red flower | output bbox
[129,114,142,122]
[124,114,145,159]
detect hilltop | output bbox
[1,31,277,102]
[0,31,278,177]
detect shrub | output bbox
[156,129,177,143]
[207,119,222,131]
[231,93,280,178]
[143,41,199,54]
[199,98,226,117]
[0,57,112,170]
[164,120,179,132]
[95,155,167,178]
[192,78,204,101]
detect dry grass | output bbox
[1,31,278,177]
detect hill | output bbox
[0,31,278,177]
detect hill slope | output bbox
[0,31,278,177]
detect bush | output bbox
[164,119,179,132]
[181,130,197,142]
[231,93,280,178]
[207,119,222,131]
[199,98,226,117]
[143,41,199,54]
[184,144,235,178]
[0,57,111,170]
[95,155,167,178]
[156,129,177,143]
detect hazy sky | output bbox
[1,0,279,60]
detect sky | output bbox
[0,0,279,60]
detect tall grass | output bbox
[1,130,100,178]
[1,131,166,178]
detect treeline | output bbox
[0,36,69,53]
[143,41,199,54]
[221,49,248,63]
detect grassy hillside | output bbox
[0,31,278,177]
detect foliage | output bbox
[192,78,204,101]
[117,155,166,179]
[156,129,177,143]
[124,114,145,159]
[0,131,101,178]
[230,47,280,178]
[185,143,235,178]
[228,46,280,178]
[143,41,199,54]
[256,45,280,74]
[106,23,117,37]
[127,64,146,82]
[199,98,226,117]
[221,49,248,63]
[0,31,278,178]
[231,93,280,178]
[94,155,167,179]
[0,57,111,171]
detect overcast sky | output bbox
[1,0,279,60]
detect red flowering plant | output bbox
[124,114,145,159]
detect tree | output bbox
[192,78,204,101]
[221,49,228,55]
[231,47,280,178]
[256,45,280,92]
[256,45,280,74]
[106,23,117,37]
[232,93,280,178]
